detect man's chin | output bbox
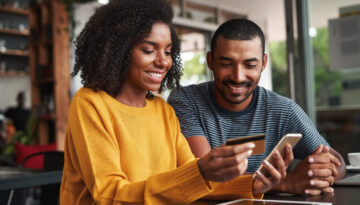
[224,97,247,105]
[223,93,253,105]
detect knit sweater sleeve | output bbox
[172,108,262,201]
[205,176,263,200]
[62,94,212,205]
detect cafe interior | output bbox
[0,0,360,204]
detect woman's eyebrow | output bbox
[142,40,172,48]
[219,56,232,61]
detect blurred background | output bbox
[0,0,359,164]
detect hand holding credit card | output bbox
[226,134,266,155]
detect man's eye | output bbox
[246,64,257,68]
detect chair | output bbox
[7,151,64,205]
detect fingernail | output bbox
[308,170,313,177]
[310,180,315,186]
[264,160,270,166]
[248,143,255,148]
[275,151,280,157]
[247,150,253,155]
[329,187,334,193]
[308,157,314,163]
[305,190,310,194]
[256,170,263,176]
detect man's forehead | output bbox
[212,36,262,57]
[215,35,261,47]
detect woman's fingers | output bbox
[262,160,282,184]
[272,150,287,178]
[198,143,254,182]
[212,142,254,157]
[283,144,294,166]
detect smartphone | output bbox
[257,133,302,174]
[226,134,266,155]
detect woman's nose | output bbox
[154,54,170,69]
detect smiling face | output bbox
[207,35,267,111]
[121,22,173,97]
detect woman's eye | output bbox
[143,50,154,54]
[220,63,232,66]
[165,51,171,56]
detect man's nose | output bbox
[233,66,246,82]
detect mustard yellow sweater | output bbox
[60,88,258,205]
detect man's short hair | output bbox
[210,18,265,55]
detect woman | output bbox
[60,0,291,204]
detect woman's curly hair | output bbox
[71,0,182,98]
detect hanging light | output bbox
[98,0,109,5]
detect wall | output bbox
[70,1,101,96]
[0,76,31,111]
[70,0,276,93]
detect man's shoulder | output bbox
[4,107,16,116]
[258,87,295,106]
[169,82,211,101]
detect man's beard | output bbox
[215,79,256,105]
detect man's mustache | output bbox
[222,80,252,87]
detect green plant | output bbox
[2,115,38,155]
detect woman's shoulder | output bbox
[71,87,112,108]
[152,96,175,112]
[152,95,170,107]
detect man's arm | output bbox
[186,136,211,158]
[271,145,346,195]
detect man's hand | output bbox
[253,144,294,194]
[198,143,254,182]
[304,145,340,195]
[282,144,340,195]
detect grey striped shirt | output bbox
[168,82,329,173]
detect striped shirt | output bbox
[168,82,329,173]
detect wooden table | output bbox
[193,185,360,205]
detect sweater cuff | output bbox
[175,159,213,201]
[232,175,263,199]
[165,159,213,202]
[204,174,259,200]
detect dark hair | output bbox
[71,0,182,98]
[210,18,265,55]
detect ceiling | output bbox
[188,0,360,42]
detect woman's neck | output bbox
[115,89,147,108]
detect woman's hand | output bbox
[253,144,294,194]
[197,143,255,182]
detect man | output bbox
[168,19,345,195]
[5,91,30,131]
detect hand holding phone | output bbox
[226,134,266,155]
[257,133,302,174]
